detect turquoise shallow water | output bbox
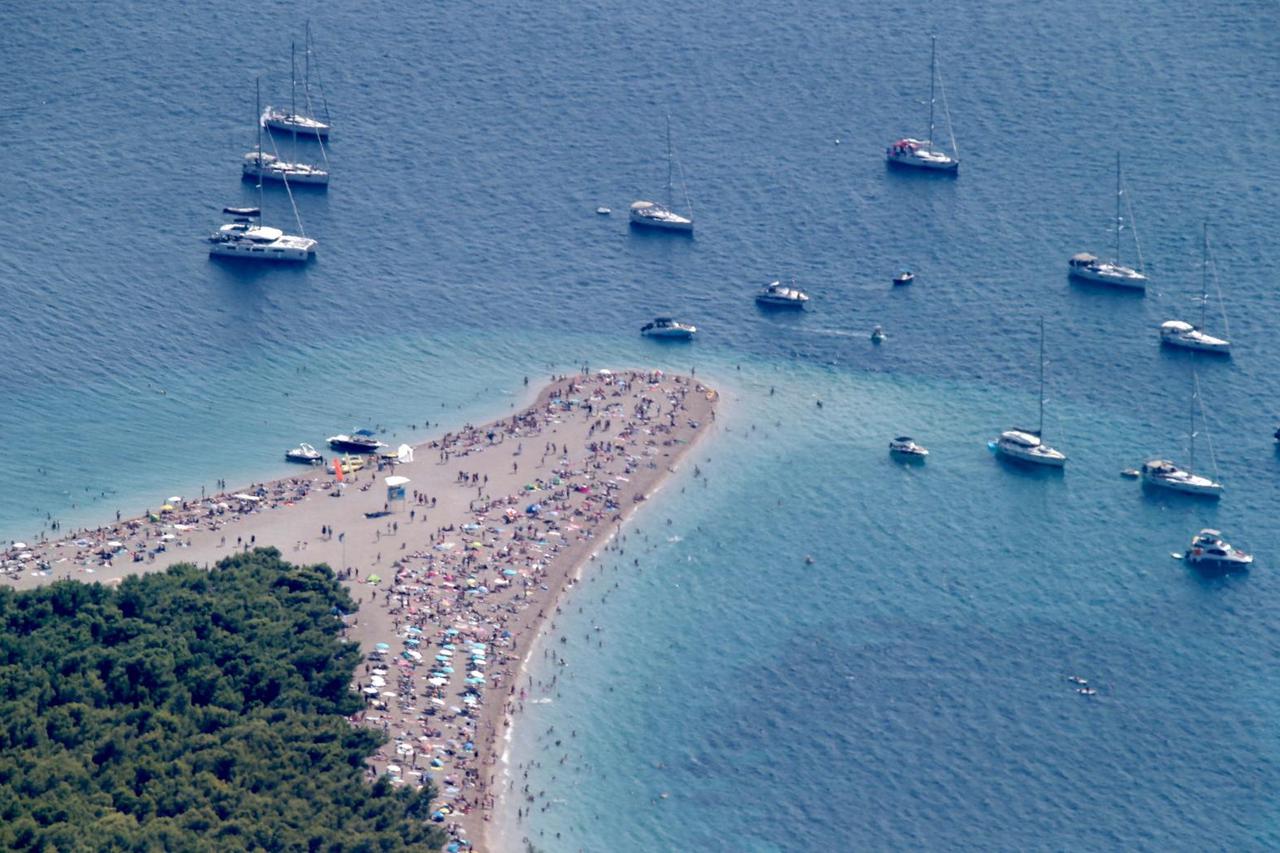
[3,0,1280,848]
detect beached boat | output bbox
[1068,154,1147,290]
[1141,371,1222,497]
[1185,529,1252,568]
[995,318,1066,467]
[755,280,809,308]
[285,442,323,464]
[328,430,386,453]
[1159,223,1230,354]
[262,38,331,138]
[211,78,317,262]
[885,37,959,173]
[640,317,697,339]
[889,436,928,457]
[631,115,694,232]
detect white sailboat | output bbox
[1160,222,1230,354]
[263,38,331,138]
[1141,371,1223,498]
[1068,154,1147,289]
[995,318,1067,467]
[631,115,694,232]
[210,79,316,263]
[243,77,329,186]
[885,36,959,173]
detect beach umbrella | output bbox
[374,642,391,652]
[404,650,423,661]
[12,542,26,549]
[405,638,420,647]
[428,677,448,687]
[368,574,382,584]
[363,687,379,695]
[382,691,398,698]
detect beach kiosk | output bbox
[385,475,410,511]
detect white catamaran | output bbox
[995,317,1067,467]
[1160,222,1230,354]
[631,115,694,232]
[1068,153,1147,289]
[885,36,959,173]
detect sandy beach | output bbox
[2,369,716,852]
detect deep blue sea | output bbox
[3,0,1279,849]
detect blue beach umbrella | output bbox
[374,642,391,652]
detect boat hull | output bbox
[1160,334,1230,354]
[1141,472,1222,497]
[755,296,806,309]
[886,151,958,173]
[263,117,330,138]
[629,212,693,232]
[996,441,1066,467]
[1068,265,1147,290]
[243,163,330,185]
[209,241,313,262]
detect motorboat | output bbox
[242,150,329,185]
[994,318,1066,468]
[209,221,316,261]
[1185,529,1252,568]
[893,270,914,286]
[886,138,958,172]
[285,442,323,464]
[1068,252,1147,289]
[1067,155,1147,290]
[1140,459,1222,497]
[1159,320,1229,354]
[871,325,886,343]
[640,317,697,339]
[629,200,692,232]
[328,430,387,453]
[755,280,809,308]
[889,436,928,457]
[631,115,694,232]
[1159,223,1231,354]
[996,429,1067,467]
[1274,426,1280,442]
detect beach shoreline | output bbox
[2,369,717,853]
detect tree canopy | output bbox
[0,548,445,851]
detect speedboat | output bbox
[1159,320,1229,354]
[285,442,323,464]
[889,436,928,457]
[893,270,914,286]
[629,201,693,232]
[995,430,1066,467]
[1185,529,1252,568]
[262,106,330,138]
[1067,252,1147,289]
[640,317,696,339]
[1140,459,1222,497]
[886,138,958,172]
[328,430,387,453]
[208,221,316,261]
[755,280,809,308]
[1274,426,1280,443]
[243,150,329,185]
[871,325,885,343]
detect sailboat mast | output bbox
[1189,369,1197,474]
[255,77,264,219]
[1038,316,1046,436]
[290,41,297,120]
[1114,153,1122,266]
[928,36,936,151]
[665,114,673,210]
[1200,221,1209,330]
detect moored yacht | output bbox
[328,430,386,453]
[1159,223,1231,355]
[285,442,323,464]
[893,270,915,286]
[262,40,330,138]
[243,150,329,185]
[640,317,696,339]
[889,436,928,457]
[995,318,1066,468]
[884,37,959,173]
[1159,320,1229,354]
[1185,529,1252,568]
[1140,459,1222,497]
[755,280,809,308]
[629,201,692,232]
[209,220,316,261]
[1068,154,1147,290]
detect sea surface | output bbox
[3,0,1279,849]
